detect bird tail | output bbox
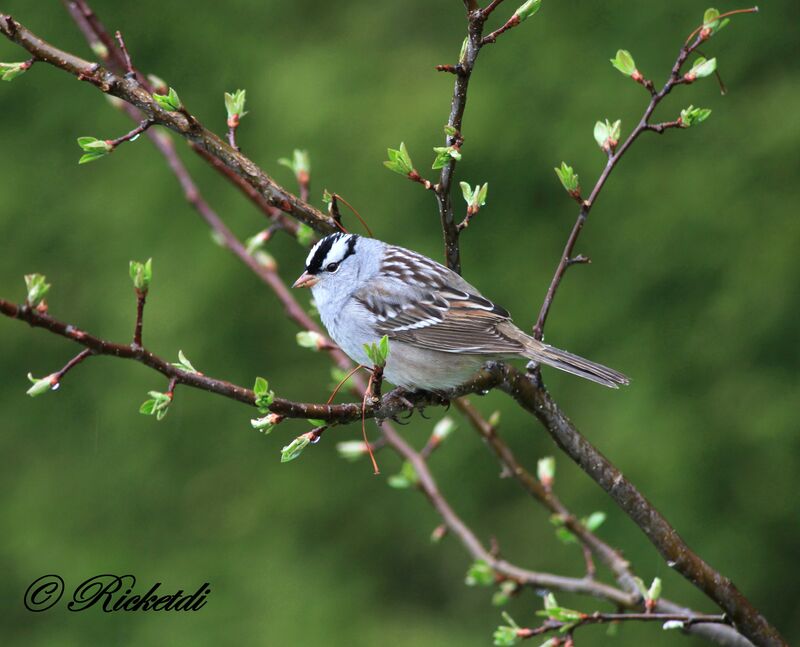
[522,340,630,389]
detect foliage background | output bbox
[1,1,797,645]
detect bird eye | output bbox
[326,262,340,273]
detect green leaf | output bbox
[492,580,518,606]
[128,258,153,292]
[514,0,543,22]
[278,149,310,181]
[555,526,578,545]
[584,511,606,532]
[702,8,729,35]
[593,119,621,149]
[476,182,489,206]
[387,460,418,488]
[536,593,583,622]
[383,142,414,176]
[24,273,51,306]
[458,36,469,64]
[492,625,520,647]
[335,440,369,462]
[296,330,325,351]
[494,612,522,647]
[459,181,473,203]
[647,577,662,601]
[78,152,108,165]
[252,376,274,412]
[171,349,198,374]
[363,335,390,367]
[251,414,278,433]
[153,87,182,111]
[224,88,247,120]
[688,56,717,79]
[459,182,489,209]
[680,105,712,128]
[76,136,112,164]
[610,49,637,76]
[281,433,312,463]
[432,145,461,170]
[537,456,555,484]
[554,162,579,193]
[26,372,56,397]
[77,136,112,153]
[140,390,171,420]
[432,416,456,442]
[444,124,458,137]
[465,559,495,587]
[296,223,314,247]
[139,399,156,415]
[0,61,31,82]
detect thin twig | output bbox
[532,33,705,340]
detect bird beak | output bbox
[292,271,319,289]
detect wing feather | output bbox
[354,249,522,355]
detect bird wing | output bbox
[353,247,526,355]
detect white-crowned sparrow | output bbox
[293,233,629,391]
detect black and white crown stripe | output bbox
[305,233,359,274]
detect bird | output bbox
[292,233,629,391]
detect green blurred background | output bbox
[1,1,797,645]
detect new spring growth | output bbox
[610,49,643,82]
[152,87,182,112]
[296,330,327,351]
[251,413,283,434]
[492,580,518,607]
[24,273,50,307]
[684,56,717,83]
[537,456,555,489]
[465,559,495,587]
[646,576,663,611]
[224,89,247,128]
[593,119,621,154]
[171,350,199,374]
[384,142,414,176]
[77,136,113,164]
[493,611,526,647]
[701,8,731,39]
[278,149,310,187]
[280,432,315,463]
[335,440,370,462]
[551,510,606,545]
[363,335,390,367]
[679,105,712,128]
[460,182,488,215]
[432,145,462,170]
[514,0,543,22]
[536,592,582,623]
[432,416,457,443]
[296,224,314,247]
[387,461,418,489]
[0,60,33,82]
[139,390,172,420]
[554,162,580,198]
[253,376,275,412]
[129,259,153,293]
[26,372,58,397]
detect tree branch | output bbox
[0,13,338,235]
[533,33,707,340]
